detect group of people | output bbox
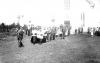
[16,24,71,47]
[87,27,100,37]
[17,25,100,47]
[31,27,58,44]
[30,25,71,44]
[74,26,100,37]
[75,27,83,34]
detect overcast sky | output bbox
[0,0,64,26]
[0,0,100,27]
[70,0,100,28]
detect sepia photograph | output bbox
[0,0,100,63]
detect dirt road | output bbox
[0,34,100,63]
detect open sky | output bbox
[70,0,100,28]
[0,0,100,28]
[0,0,64,26]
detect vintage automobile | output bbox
[31,30,47,44]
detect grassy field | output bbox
[0,31,17,41]
[0,34,100,63]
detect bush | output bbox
[0,33,7,38]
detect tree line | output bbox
[0,23,20,32]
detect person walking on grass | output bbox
[17,27,24,47]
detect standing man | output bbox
[90,27,94,37]
[60,25,66,39]
[17,27,24,47]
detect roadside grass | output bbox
[0,31,17,41]
[1,34,100,63]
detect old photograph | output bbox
[0,0,100,63]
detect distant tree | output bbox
[0,23,6,32]
[1,23,5,28]
[7,23,14,30]
[6,25,9,32]
[11,23,16,28]
[9,23,16,29]
[16,23,20,29]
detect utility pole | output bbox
[81,12,85,27]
